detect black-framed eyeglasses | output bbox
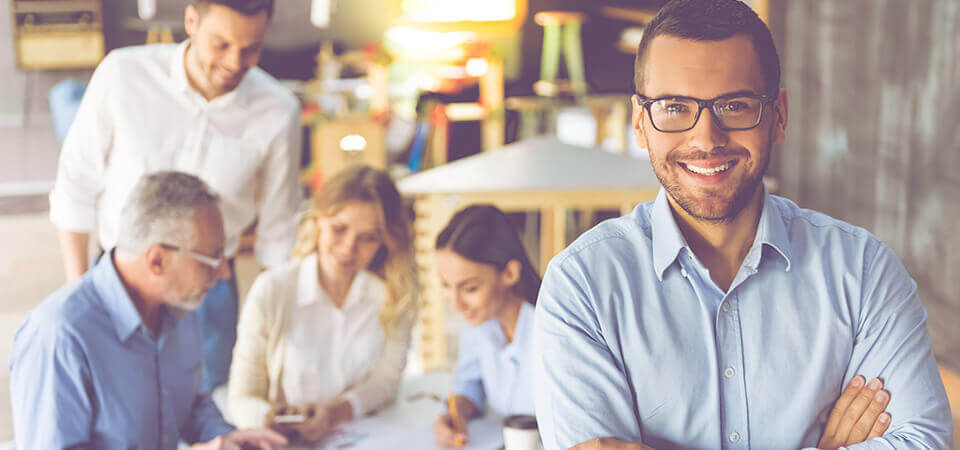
[636,93,772,133]
[160,243,226,269]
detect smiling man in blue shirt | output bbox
[533,0,953,449]
[10,172,286,449]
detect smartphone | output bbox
[273,413,307,424]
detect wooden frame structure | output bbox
[398,137,660,371]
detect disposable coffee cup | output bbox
[503,415,541,450]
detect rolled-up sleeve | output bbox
[48,54,116,232]
[182,393,235,443]
[843,241,953,449]
[254,104,302,268]
[534,256,645,450]
[10,323,94,449]
[451,325,486,412]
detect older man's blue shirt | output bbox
[9,254,234,449]
[534,189,952,449]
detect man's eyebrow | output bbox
[645,89,762,100]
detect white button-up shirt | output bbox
[282,254,389,413]
[49,40,302,266]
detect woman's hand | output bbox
[264,403,331,444]
[295,403,335,443]
[818,375,892,449]
[434,413,468,447]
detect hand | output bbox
[264,403,298,440]
[570,438,654,450]
[294,403,335,443]
[190,429,288,450]
[434,413,468,447]
[818,375,892,449]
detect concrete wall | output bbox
[774,0,960,371]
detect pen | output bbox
[448,390,466,447]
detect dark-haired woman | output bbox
[431,205,541,447]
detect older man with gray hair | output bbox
[10,171,287,449]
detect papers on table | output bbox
[291,371,505,450]
[312,415,504,450]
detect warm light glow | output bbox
[465,58,488,77]
[436,65,467,79]
[402,0,516,22]
[138,0,156,20]
[385,27,475,61]
[339,135,367,152]
[354,84,372,100]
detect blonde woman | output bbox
[228,165,417,444]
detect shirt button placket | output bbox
[718,294,747,448]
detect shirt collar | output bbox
[650,186,793,280]
[503,302,535,357]
[749,189,793,271]
[171,39,247,106]
[90,250,145,343]
[296,253,375,308]
[650,188,689,281]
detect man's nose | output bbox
[686,107,729,151]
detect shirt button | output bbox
[721,302,731,312]
[729,432,741,443]
[724,367,735,378]
[681,268,689,278]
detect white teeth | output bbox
[685,162,732,176]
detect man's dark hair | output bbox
[195,0,274,18]
[634,0,780,97]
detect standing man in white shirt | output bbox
[49,0,302,392]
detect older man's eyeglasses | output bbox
[160,243,226,269]
[637,93,772,133]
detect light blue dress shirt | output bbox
[9,253,234,449]
[453,301,536,418]
[534,189,953,449]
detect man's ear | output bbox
[771,89,789,144]
[501,259,522,287]
[184,5,200,37]
[143,243,169,277]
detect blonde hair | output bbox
[291,165,418,333]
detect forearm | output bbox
[58,230,90,281]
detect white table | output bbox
[301,371,505,450]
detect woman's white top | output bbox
[227,253,414,429]
[282,254,389,410]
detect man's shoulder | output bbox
[770,194,879,246]
[15,279,107,350]
[241,67,299,113]
[99,43,177,75]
